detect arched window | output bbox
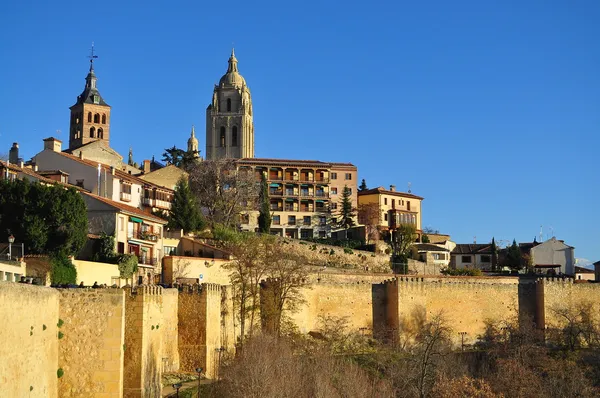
[98,128,104,139]
[220,127,226,147]
[232,126,238,146]
[227,98,231,112]
[90,127,95,138]
[94,113,100,123]
[77,130,81,139]
[102,114,106,124]
[88,112,92,122]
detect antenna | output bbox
[407,182,412,193]
[549,226,554,238]
[473,236,477,244]
[539,225,543,242]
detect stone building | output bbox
[206,49,254,160]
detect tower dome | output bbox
[219,49,247,88]
[187,125,199,156]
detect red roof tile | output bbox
[82,192,168,224]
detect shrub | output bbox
[118,253,138,280]
[50,254,77,285]
[343,248,354,255]
[441,268,483,276]
[329,249,335,256]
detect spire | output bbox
[128,147,134,166]
[86,42,98,89]
[227,48,238,73]
[191,125,196,138]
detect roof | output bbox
[238,158,356,169]
[575,266,594,274]
[37,170,69,176]
[71,66,109,107]
[413,243,450,252]
[82,192,168,224]
[452,244,493,255]
[45,149,173,193]
[358,186,424,200]
[180,237,232,256]
[0,160,76,188]
[534,264,562,269]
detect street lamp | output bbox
[8,235,15,260]
[172,383,182,397]
[458,332,468,352]
[195,367,203,398]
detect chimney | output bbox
[143,159,151,174]
[43,137,62,152]
[9,143,19,164]
[19,161,24,168]
[34,164,38,172]
[110,166,115,175]
[389,185,396,192]
[79,152,84,160]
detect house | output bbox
[451,244,494,270]
[358,185,423,240]
[411,243,451,270]
[81,192,167,285]
[529,237,575,276]
[574,266,595,282]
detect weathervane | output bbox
[88,42,98,68]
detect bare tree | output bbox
[357,202,380,244]
[172,258,191,281]
[186,159,258,228]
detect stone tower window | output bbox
[88,112,92,122]
[232,126,238,146]
[98,128,104,139]
[90,127,96,138]
[220,127,226,147]
[227,98,231,112]
[94,113,100,123]
[102,114,106,124]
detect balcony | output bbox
[142,197,153,206]
[138,256,158,266]
[300,191,314,198]
[129,230,160,243]
[269,190,283,196]
[315,178,329,183]
[284,206,299,212]
[120,192,132,202]
[315,192,329,198]
[155,199,172,210]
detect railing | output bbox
[155,199,172,210]
[121,192,132,202]
[315,178,329,183]
[142,197,152,205]
[270,206,283,211]
[129,230,160,242]
[315,192,329,198]
[284,206,299,212]
[0,243,25,261]
[138,256,158,266]
[269,191,283,196]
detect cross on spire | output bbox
[88,42,98,70]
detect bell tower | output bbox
[68,45,111,151]
[206,49,254,160]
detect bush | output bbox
[118,253,138,280]
[441,268,483,276]
[50,254,77,285]
[343,248,354,255]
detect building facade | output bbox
[206,50,254,160]
[236,159,357,238]
[358,185,423,236]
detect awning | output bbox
[130,217,143,223]
[269,183,280,187]
[285,198,296,202]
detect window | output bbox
[392,199,395,207]
[94,113,100,123]
[407,201,411,211]
[273,215,280,225]
[303,216,311,226]
[241,214,250,224]
[164,246,177,256]
[88,112,92,122]
[384,198,388,205]
[331,203,337,210]
[220,127,226,147]
[288,215,296,225]
[331,172,337,180]
[232,126,238,146]
[481,255,491,263]
[119,217,124,231]
[461,256,472,263]
[331,217,337,225]
[345,173,352,180]
[102,114,106,124]
[98,128,104,139]
[319,230,326,238]
[90,127,95,138]
[93,95,100,104]
[331,187,338,195]
[347,188,352,194]
[301,229,312,239]
[227,98,232,112]
[319,216,326,226]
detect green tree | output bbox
[505,239,522,270]
[162,146,198,168]
[257,172,271,233]
[359,179,368,191]
[50,254,77,285]
[169,176,205,233]
[422,234,430,243]
[118,253,138,284]
[491,237,498,271]
[390,223,418,273]
[336,185,356,229]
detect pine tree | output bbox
[359,179,368,191]
[336,185,356,229]
[491,237,498,271]
[257,172,271,233]
[505,239,522,270]
[169,177,204,233]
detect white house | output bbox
[530,237,575,276]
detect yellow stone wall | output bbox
[0,282,59,398]
[163,256,231,285]
[537,278,600,330]
[57,289,125,397]
[161,288,180,372]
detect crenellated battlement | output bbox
[131,284,163,296]
[177,283,223,295]
[535,276,574,284]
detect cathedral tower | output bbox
[206,49,254,160]
[68,49,111,150]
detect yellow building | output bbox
[237,159,357,238]
[358,185,423,235]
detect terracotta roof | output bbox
[49,150,173,193]
[238,158,355,169]
[37,170,70,176]
[0,160,79,189]
[413,243,450,252]
[452,244,493,255]
[575,266,594,274]
[180,236,232,256]
[358,186,424,200]
[82,192,167,224]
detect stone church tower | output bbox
[68,58,111,150]
[205,49,254,160]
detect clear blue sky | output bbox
[0,1,598,264]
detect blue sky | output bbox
[0,1,598,263]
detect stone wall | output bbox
[162,256,231,285]
[0,282,59,398]
[73,259,124,286]
[123,286,163,398]
[177,284,223,378]
[57,289,125,397]
[161,288,179,372]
